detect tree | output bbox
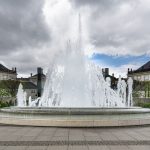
[0,80,20,97]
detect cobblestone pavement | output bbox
[0,125,150,149]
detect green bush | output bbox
[137,102,150,108]
[0,101,11,108]
[0,80,19,97]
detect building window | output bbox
[3,75,7,80]
[137,76,141,80]
[31,90,35,93]
[145,75,149,81]
[141,76,144,81]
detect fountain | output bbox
[18,15,133,108]
[0,15,150,127]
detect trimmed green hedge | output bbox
[137,102,150,108]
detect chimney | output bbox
[105,68,109,76]
[37,67,43,97]
[112,73,114,77]
[38,68,43,74]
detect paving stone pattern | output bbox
[0,125,150,149]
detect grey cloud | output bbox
[70,0,150,56]
[0,0,50,55]
[2,50,48,76]
[70,0,127,13]
[71,0,120,7]
[1,0,150,76]
[0,0,51,75]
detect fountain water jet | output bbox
[16,15,133,108]
[37,15,132,108]
[17,83,27,107]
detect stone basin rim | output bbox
[1,107,150,115]
[1,107,150,127]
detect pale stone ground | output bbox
[0,125,150,149]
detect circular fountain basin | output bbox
[1,107,150,127]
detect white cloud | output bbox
[109,64,140,78]
[42,0,150,57]
[71,0,150,56]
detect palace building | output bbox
[128,61,150,81]
[0,64,17,80]
[0,63,46,100]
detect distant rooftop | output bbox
[30,73,46,78]
[21,81,37,89]
[17,78,29,81]
[0,64,16,74]
[128,61,150,74]
[137,61,150,71]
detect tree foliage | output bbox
[0,80,20,97]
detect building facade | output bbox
[0,64,17,80]
[128,61,150,81]
[21,82,38,99]
[29,68,46,94]
[17,67,46,99]
[128,61,150,100]
[0,63,46,100]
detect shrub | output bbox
[137,102,150,108]
[0,101,11,108]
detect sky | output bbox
[0,0,150,77]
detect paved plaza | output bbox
[0,125,150,149]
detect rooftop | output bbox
[0,64,16,74]
[137,61,150,71]
[30,73,46,78]
[21,81,37,89]
[128,61,150,74]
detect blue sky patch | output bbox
[91,53,150,68]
